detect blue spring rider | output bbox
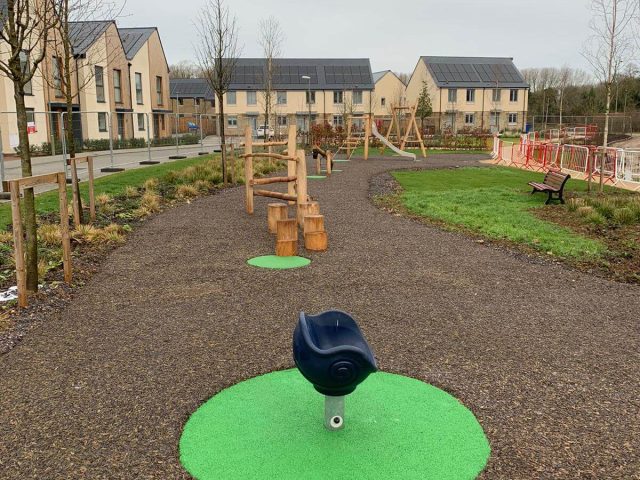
[293,310,377,430]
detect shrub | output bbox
[96,193,115,215]
[193,180,212,193]
[143,178,159,191]
[566,197,584,212]
[576,206,594,217]
[586,211,607,226]
[0,231,13,243]
[613,207,636,225]
[590,197,615,219]
[135,192,161,217]
[37,224,62,247]
[123,186,140,198]
[176,184,199,199]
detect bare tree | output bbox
[0,0,57,293]
[258,16,283,138]
[582,0,637,191]
[195,0,241,185]
[170,60,201,79]
[394,72,410,85]
[48,0,124,222]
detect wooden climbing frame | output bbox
[242,124,307,214]
[383,103,426,157]
[312,145,333,175]
[4,172,72,307]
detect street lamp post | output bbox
[302,75,311,146]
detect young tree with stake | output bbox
[0,0,57,293]
[195,0,241,186]
[416,81,432,134]
[582,0,637,191]
[259,16,283,140]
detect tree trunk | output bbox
[66,85,84,223]
[218,92,227,186]
[600,82,612,193]
[13,84,38,292]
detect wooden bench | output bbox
[528,170,571,204]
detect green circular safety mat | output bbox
[247,255,310,269]
[333,159,350,163]
[321,169,342,173]
[307,175,326,179]
[180,369,490,480]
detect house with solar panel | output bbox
[372,70,407,117]
[218,58,375,136]
[406,56,529,134]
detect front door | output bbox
[117,113,125,141]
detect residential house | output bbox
[406,56,529,133]
[372,70,406,117]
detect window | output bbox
[25,108,35,123]
[227,115,238,127]
[353,91,363,105]
[52,56,62,96]
[466,89,475,102]
[509,89,519,102]
[178,98,184,105]
[332,115,344,127]
[333,91,343,104]
[492,89,501,102]
[98,112,107,132]
[448,89,457,103]
[464,113,475,125]
[227,91,236,105]
[113,69,122,103]
[95,66,105,102]
[381,97,386,107]
[137,113,145,131]
[508,113,518,124]
[156,76,163,105]
[247,91,257,105]
[306,91,316,104]
[135,72,143,104]
[195,98,201,106]
[20,51,32,94]
[276,91,287,105]
[277,115,287,126]
[210,99,215,108]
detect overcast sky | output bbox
[119,0,595,74]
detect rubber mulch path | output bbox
[0,155,639,479]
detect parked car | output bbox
[257,125,274,139]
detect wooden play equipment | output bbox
[67,155,96,226]
[276,218,298,256]
[336,115,367,160]
[242,124,307,214]
[296,201,320,226]
[4,172,72,307]
[384,103,426,157]
[312,145,333,175]
[303,214,328,251]
[267,203,289,233]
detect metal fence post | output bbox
[100,111,124,172]
[169,113,186,160]
[140,112,159,165]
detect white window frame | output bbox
[135,72,143,104]
[508,113,518,125]
[332,115,344,127]
[353,90,363,105]
[492,89,501,102]
[227,115,238,128]
[277,115,287,126]
[306,91,316,104]
[466,89,475,103]
[156,76,163,105]
[333,91,343,104]
[113,69,122,103]
[381,97,386,107]
[510,89,519,102]
[276,91,287,105]
[137,113,145,131]
[95,66,105,103]
[448,89,457,103]
[464,113,475,125]
[227,91,237,105]
[247,91,257,106]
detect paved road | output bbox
[614,133,640,149]
[0,136,242,195]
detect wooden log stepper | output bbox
[276,218,298,256]
[297,201,320,226]
[304,214,328,251]
[267,203,289,234]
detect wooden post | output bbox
[364,114,371,160]
[9,181,26,307]
[316,152,321,175]
[87,157,96,222]
[229,144,236,184]
[297,200,320,226]
[304,214,328,251]
[244,126,254,214]
[326,151,332,175]
[70,157,81,226]
[57,172,72,283]
[295,149,308,209]
[287,124,297,204]
[276,218,298,256]
[346,117,352,158]
[267,203,288,234]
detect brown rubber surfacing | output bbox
[0,155,639,478]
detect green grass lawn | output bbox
[0,155,217,230]
[393,167,605,259]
